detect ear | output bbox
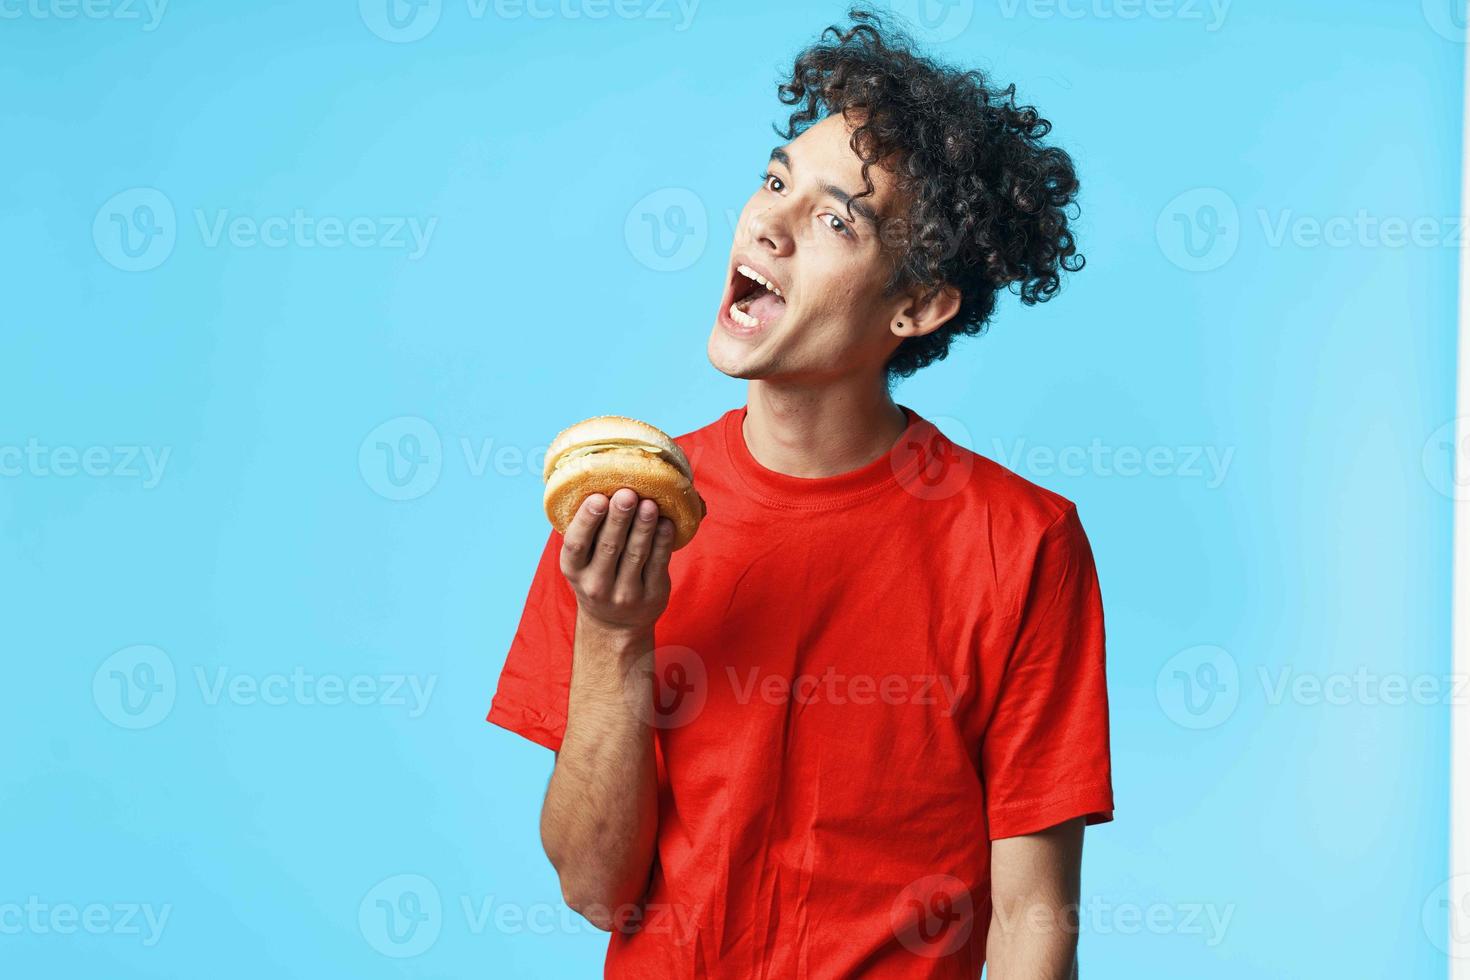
[890,284,961,340]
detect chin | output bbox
[706,327,766,380]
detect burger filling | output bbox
[551,441,686,477]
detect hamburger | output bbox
[542,416,706,550]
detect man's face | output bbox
[707,112,910,383]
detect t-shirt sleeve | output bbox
[981,503,1115,840]
[486,527,577,752]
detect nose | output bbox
[746,199,796,258]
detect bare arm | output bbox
[539,488,675,931]
[985,817,1085,979]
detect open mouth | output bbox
[726,263,788,330]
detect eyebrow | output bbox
[768,146,880,229]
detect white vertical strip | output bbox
[1454,11,1470,975]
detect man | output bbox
[488,7,1113,977]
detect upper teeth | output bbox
[737,264,782,298]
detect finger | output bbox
[643,516,675,590]
[588,487,639,583]
[559,493,608,574]
[613,498,660,597]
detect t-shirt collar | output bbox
[721,402,940,509]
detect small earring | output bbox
[896,320,904,329]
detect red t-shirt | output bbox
[488,403,1114,978]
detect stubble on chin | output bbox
[707,333,770,381]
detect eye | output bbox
[759,171,785,193]
[823,213,852,237]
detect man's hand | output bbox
[560,488,676,635]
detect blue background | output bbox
[1,0,1464,976]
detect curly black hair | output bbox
[774,6,1084,383]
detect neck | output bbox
[741,377,909,479]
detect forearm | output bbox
[984,905,1078,979]
[540,611,660,929]
[985,818,1085,979]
